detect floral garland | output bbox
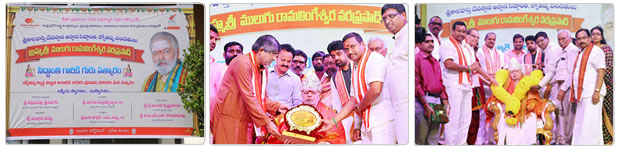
[490,69,543,126]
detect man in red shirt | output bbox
[415,27,449,145]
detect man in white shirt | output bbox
[428,16,443,60]
[440,21,482,145]
[535,31,561,73]
[571,28,606,145]
[322,32,394,144]
[368,37,388,57]
[381,4,409,144]
[535,29,579,145]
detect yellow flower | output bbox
[490,70,544,116]
[505,117,518,126]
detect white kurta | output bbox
[541,42,562,70]
[352,51,394,144]
[385,23,409,144]
[572,45,606,145]
[430,31,442,60]
[440,37,476,145]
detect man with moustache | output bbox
[290,49,308,79]
[267,44,303,108]
[571,28,606,145]
[475,32,503,145]
[143,31,187,92]
[534,30,579,145]
[312,51,328,81]
[328,40,362,144]
[212,35,289,144]
[440,21,482,145]
[319,53,337,109]
[503,34,526,65]
[463,28,488,145]
[415,27,448,145]
[223,41,244,65]
[321,32,394,144]
[222,41,244,73]
[535,31,561,72]
[382,4,409,144]
[523,35,543,75]
[428,16,443,60]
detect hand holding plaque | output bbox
[279,104,324,144]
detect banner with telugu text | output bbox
[210,5,386,36]
[423,3,612,53]
[9,6,193,139]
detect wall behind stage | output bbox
[421,3,614,52]
[210,4,406,70]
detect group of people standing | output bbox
[415,14,613,145]
[209,4,410,144]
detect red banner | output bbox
[9,127,193,136]
[16,42,145,63]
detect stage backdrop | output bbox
[419,3,614,53]
[8,5,194,140]
[210,4,401,70]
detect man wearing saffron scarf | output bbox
[523,35,544,75]
[212,35,289,144]
[143,31,188,92]
[321,32,394,144]
[440,21,481,145]
[475,32,503,144]
[571,28,607,145]
[328,40,362,144]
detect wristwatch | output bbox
[595,88,601,92]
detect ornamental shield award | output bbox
[280,104,324,144]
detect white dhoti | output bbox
[474,108,489,145]
[496,109,537,145]
[444,87,473,145]
[572,96,604,145]
[384,84,409,144]
[361,120,396,144]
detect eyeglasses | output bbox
[429,22,442,26]
[382,13,400,22]
[576,36,589,41]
